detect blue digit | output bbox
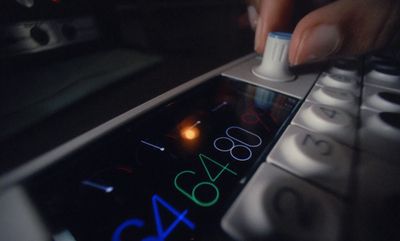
[152,194,195,240]
[112,219,144,241]
[111,195,195,241]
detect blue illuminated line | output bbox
[81,180,114,193]
[112,219,144,241]
[140,140,165,152]
[152,195,195,240]
[163,210,189,239]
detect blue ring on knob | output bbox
[269,32,292,40]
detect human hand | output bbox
[250,0,400,65]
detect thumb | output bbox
[289,0,400,65]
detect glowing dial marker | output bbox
[81,180,114,193]
[211,101,228,112]
[181,121,201,140]
[140,140,165,152]
[190,120,201,128]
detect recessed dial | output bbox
[30,26,50,45]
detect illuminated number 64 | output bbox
[174,170,219,207]
[174,154,237,207]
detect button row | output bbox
[269,60,362,194]
[268,125,352,195]
[222,55,400,241]
[221,163,343,241]
[360,56,400,165]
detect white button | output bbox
[367,112,400,140]
[329,66,358,77]
[292,102,356,146]
[366,69,400,84]
[281,131,341,173]
[360,110,400,163]
[268,125,352,194]
[328,58,359,77]
[366,91,400,113]
[221,163,343,241]
[365,61,400,88]
[311,86,358,115]
[302,104,354,130]
[319,73,359,90]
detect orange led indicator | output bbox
[181,127,199,140]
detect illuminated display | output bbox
[112,194,195,241]
[29,76,298,240]
[174,153,237,207]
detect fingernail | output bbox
[247,5,258,30]
[254,17,264,52]
[292,24,343,65]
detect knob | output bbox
[252,32,295,82]
[30,26,50,45]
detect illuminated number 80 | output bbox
[213,126,262,161]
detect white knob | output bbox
[252,32,295,82]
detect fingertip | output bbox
[290,24,344,65]
[254,17,267,53]
[288,0,394,65]
[288,2,346,65]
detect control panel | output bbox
[0,33,399,241]
[0,16,99,57]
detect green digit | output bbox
[199,153,237,182]
[174,170,220,207]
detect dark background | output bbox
[0,0,254,174]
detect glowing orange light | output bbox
[181,127,199,140]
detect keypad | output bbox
[292,102,356,146]
[268,125,352,195]
[307,86,358,115]
[318,72,360,92]
[222,53,400,241]
[222,163,343,241]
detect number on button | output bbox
[302,134,332,156]
[319,107,337,119]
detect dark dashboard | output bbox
[2,1,400,241]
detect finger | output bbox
[247,5,259,30]
[289,0,400,65]
[245,0,261,11]
[254,0,294,53]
